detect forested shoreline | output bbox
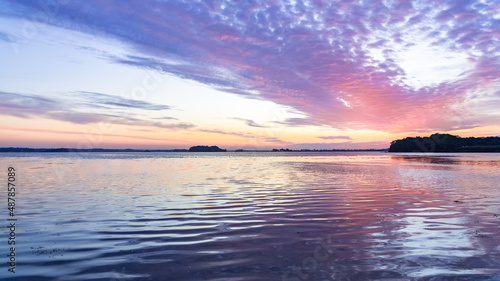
[389,133,500,152]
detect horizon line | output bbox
[0,146,389,152]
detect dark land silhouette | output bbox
[389,133,500,152]
[188,145,227,152]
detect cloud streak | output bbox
[77,91,171,111]
[317,136,352,140]
[0,91,194,130]
[231,117,269,128]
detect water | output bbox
[1,152,500,280]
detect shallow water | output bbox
[1,152,500,280]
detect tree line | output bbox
[388,133,500,152]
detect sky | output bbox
[0,0,499,149]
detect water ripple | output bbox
[2,152,500,280]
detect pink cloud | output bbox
[2,0,499,133]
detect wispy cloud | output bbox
[198,129,248,138]
[317,136,352,140]
[197,128,290,145]
[272,118,320,127]
[261,136,293,145]
[0,91,59,118]
[230,117,269,128]
[153,116,178,120]
[0,91,193,130]
[77,91,171,111]
[0,31,12,42]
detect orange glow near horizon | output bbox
[2,112,500,150]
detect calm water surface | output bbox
[1,152,500,280]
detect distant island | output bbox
[389,133,500,152]
[188,145,227,152]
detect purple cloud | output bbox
[0,91,194,129]
[77,91,171,111]
[230,118,269,128]
[1,0,499,133]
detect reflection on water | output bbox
[1,152,500,280]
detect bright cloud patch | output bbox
[395,41,474,90]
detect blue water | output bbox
[1,152,500,280]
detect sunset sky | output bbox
[0,0,499,149]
